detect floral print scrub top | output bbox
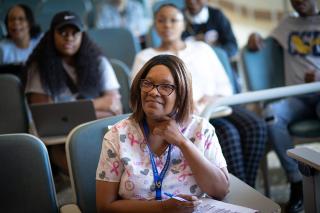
[96,115,227,200]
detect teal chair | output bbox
[35,0,91,31]
[109,59,131,113]
[0,134,57,213]
[0,133,80,213]
[66,114,281,212]
[88,28,141,68]
[0,74,29,134]
[241,37,320,196]
[213,47,239,94]
[66,114,130,213]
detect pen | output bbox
[164,192,188,202]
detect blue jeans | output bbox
[264,94,320,183]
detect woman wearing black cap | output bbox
[25,11,122,174]
[25,11,122,117]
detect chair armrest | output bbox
[201,82,320,119]
[208,106,233,119]
[287,147,320,171]
[60,204,81,213]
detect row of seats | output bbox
[1,35,320,197]
[0,0,185,38]
[0,121,283,212]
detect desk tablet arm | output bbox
[287,148,320,213]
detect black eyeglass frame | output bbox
[139,79,176,96]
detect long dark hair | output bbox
[26,30,104,98]
[5,4,41,39]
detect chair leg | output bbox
[261,154,271,197]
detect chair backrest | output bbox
[213,47,239,94]
[241,37,320,138]
[0,20,6,39]
[152,0,185,12]
[66,113,130,213]
[35,0,91,31]
[241,37,285,91]
[0,133,58,213]
[109,58,131,114]
[0,74,29,134]
[88,28,141,68]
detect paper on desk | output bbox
[193,198,258,213]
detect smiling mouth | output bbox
[146,100,163,105]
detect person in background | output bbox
[96,54,229,212]
[183,0,240,93]
[182,0,238,59]
[132,4,267,188]
[247,0,320,212]
[0,4,41,64]
[95,0,150,48]
[25,11,122,175]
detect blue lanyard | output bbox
[142,119,172,200]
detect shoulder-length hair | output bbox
[5,4,41,39]
[130,54,194,124]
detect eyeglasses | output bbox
[140,79,176,96]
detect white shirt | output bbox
[25,56,120,102]
[0,36,41,64]
[131,41,233,103]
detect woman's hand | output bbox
[152,116,186,147]
[160,194,201,213]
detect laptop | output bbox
[30,100,96,140]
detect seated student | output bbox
[182,0,238,59]
[25,11,122,174]
[182,0,241,92]
[96,54,229,212]
[247,0,319,212]
[0,4,42,64]
[131,3,267,188]
[94,0,150,47]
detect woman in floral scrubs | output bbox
[96,54,229,212]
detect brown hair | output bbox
[130,54,194,124]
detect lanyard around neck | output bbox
[142,119,172,200]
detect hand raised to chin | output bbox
[152,116,186,147]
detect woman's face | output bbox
[141,65,177,120]
[54,26,82,57]
[7,6,30,42]
[155,6,185,43]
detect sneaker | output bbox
[286,181,303,213]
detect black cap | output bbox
[50,11,84,32]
